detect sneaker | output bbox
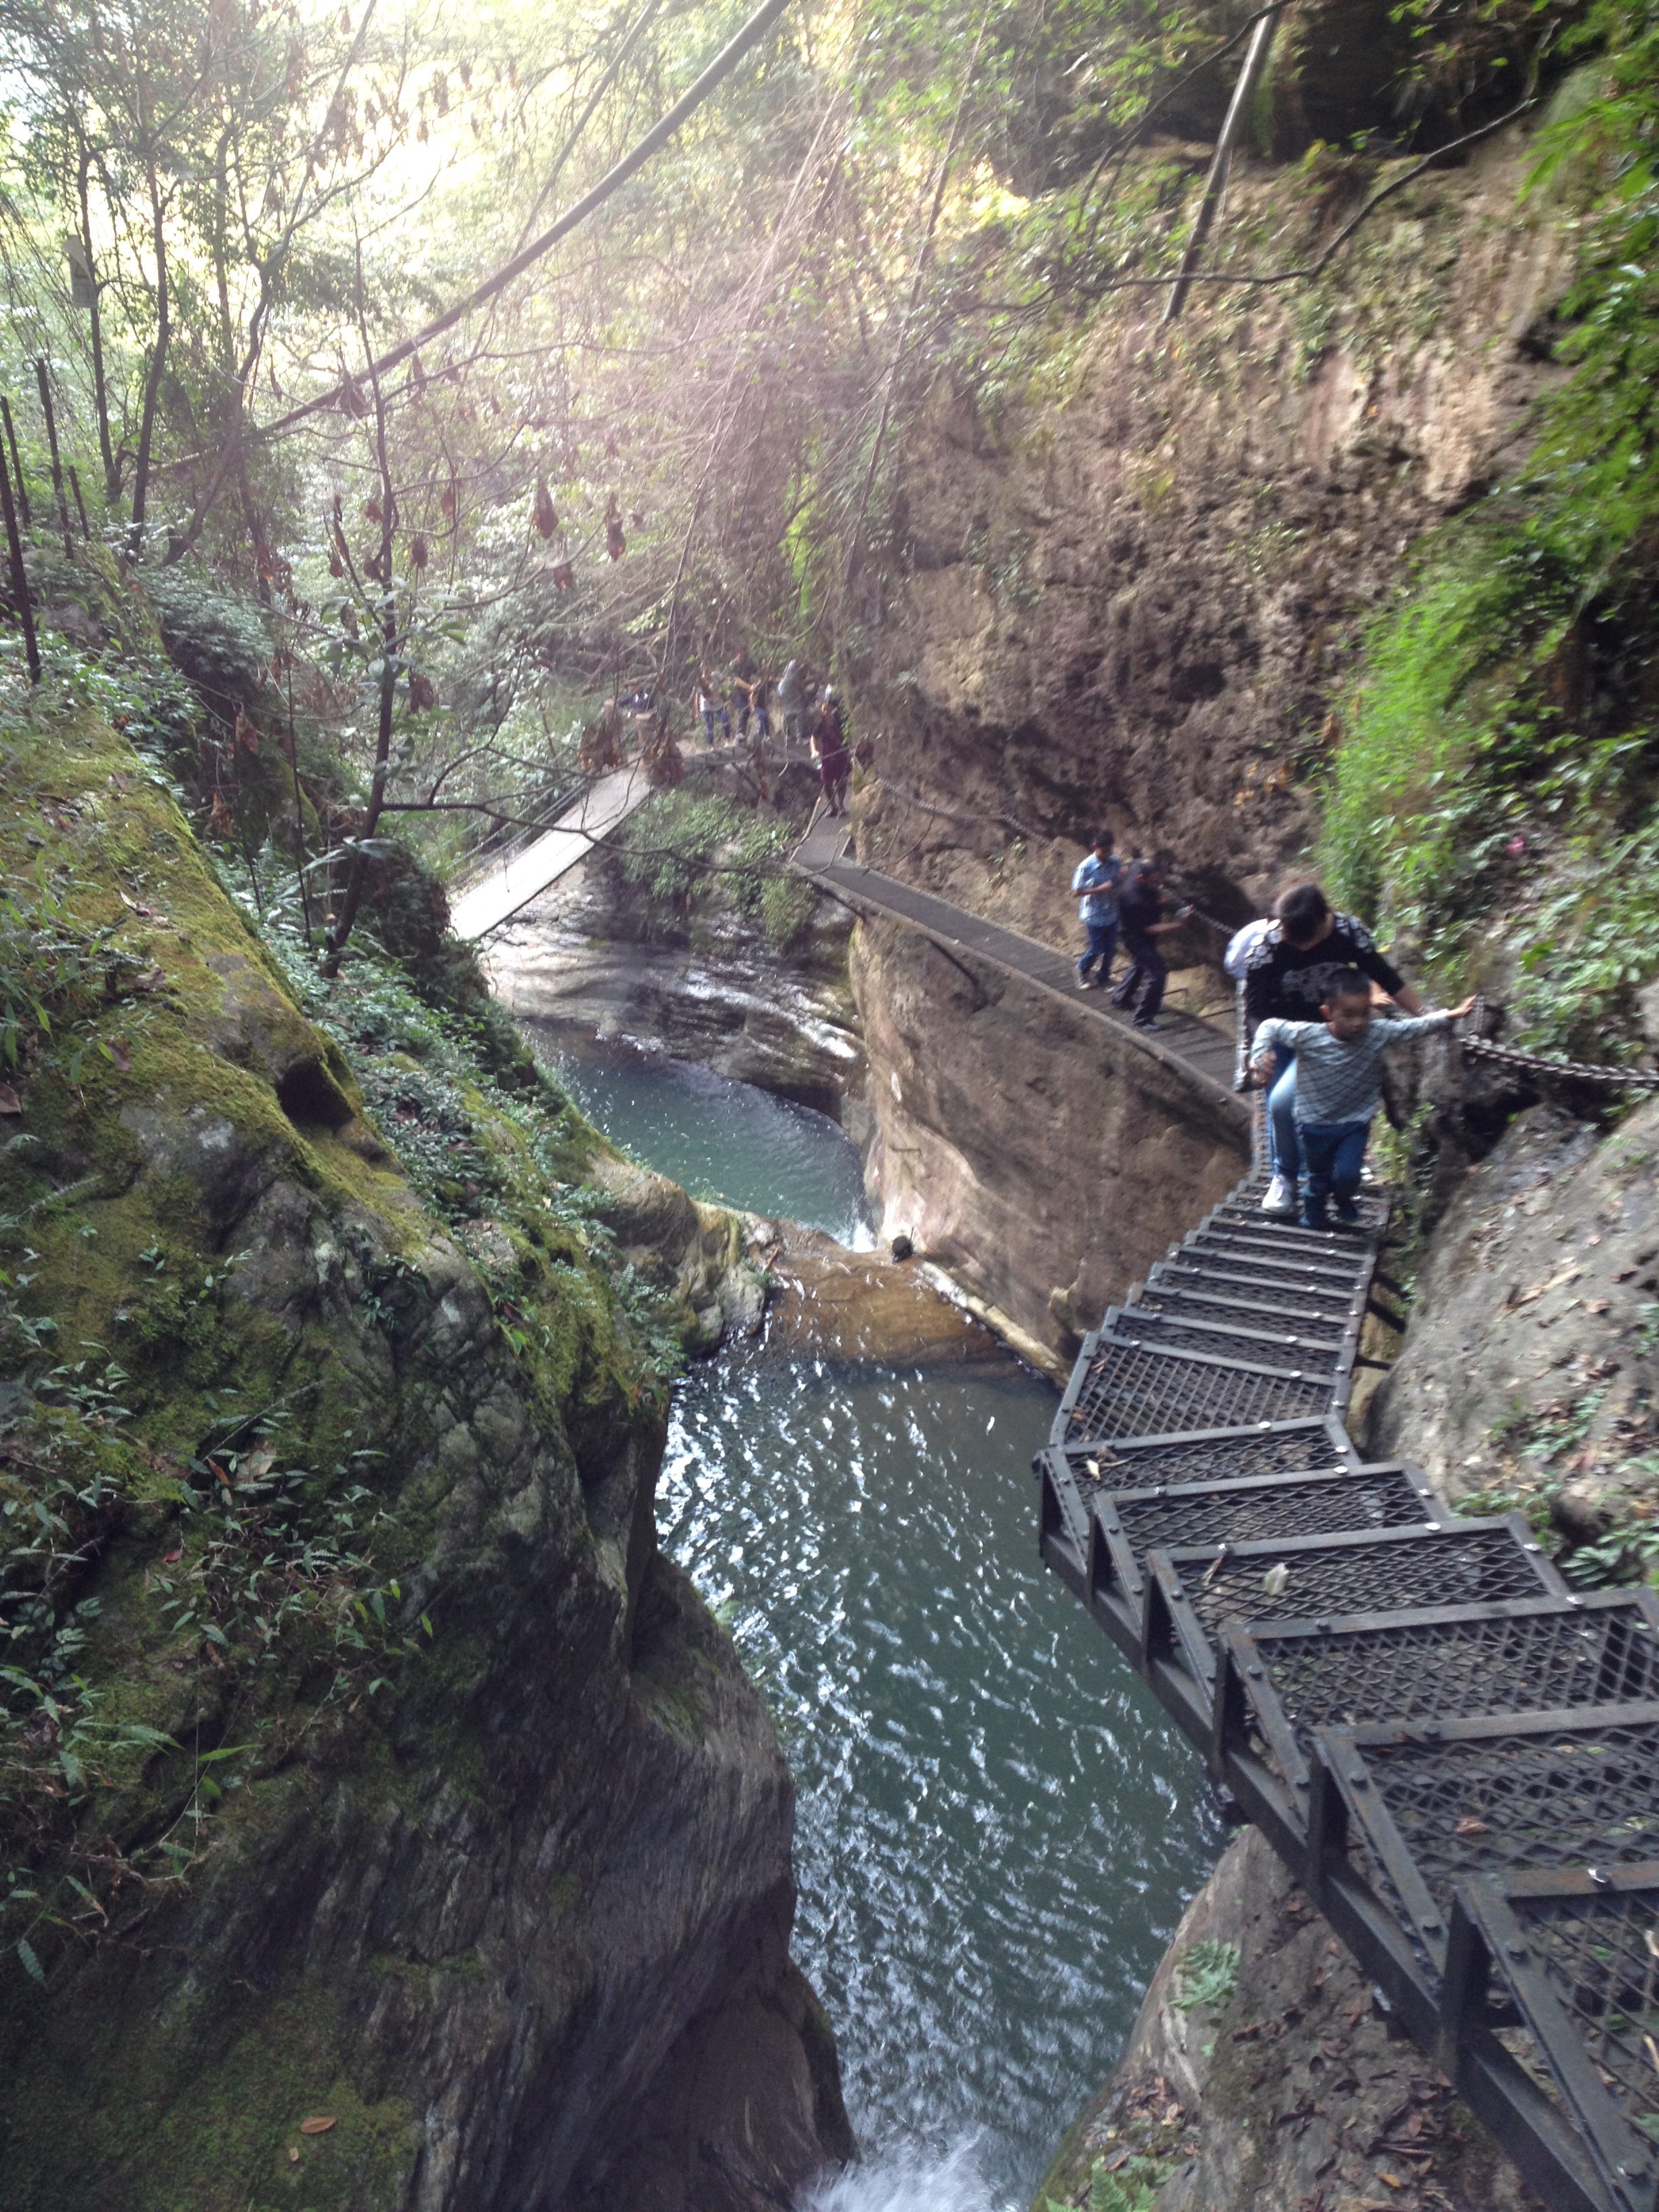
[1333,1197,1361,1225]
[1134,1017,1163,1032]
[1301,1207,1329,1231]
[1260,1174,1298,1218]
[1076,969,1096,989]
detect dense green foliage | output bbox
[0,665,689,2005]
[617,790,817,945]
[1322,6,1659,1058]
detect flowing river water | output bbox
[543,1033,1222,2207]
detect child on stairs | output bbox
[1251,970,1473,1229]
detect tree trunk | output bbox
[77,148,119,504]
[129,132,172,556]
[321,307,401,980]
[1162,12,1278,325]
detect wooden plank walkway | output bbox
[450,762,654,940]
[1038,1174,1659,2212]
[790,814,1248,1126]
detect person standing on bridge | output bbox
[731,647,758,739]
[1071,832,1123,990]
[696,663,729,747]
[811,689,851,816]
[1111,857,1192,1032]
[777,657,806,750]
[1252,969,1473,1227]
[1244,880,1426,1219]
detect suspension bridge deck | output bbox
[790,815,1246,1122]
[450,762,653,940]
[1038,1174,1659,2212]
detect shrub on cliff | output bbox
[1322,2,1659,1062]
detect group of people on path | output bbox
[1072,844,1472,1231]
[1071,831,1194,1033]
[694,649,852,815]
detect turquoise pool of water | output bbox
[537,1030,1219,2200]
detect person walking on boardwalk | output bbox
[1071,831,1123,990]
[811,689,851,815]
[1244,880,1426,1219]
[777,657,806,748]
[731,647,758,738]
[1111,857,1191,1031]
[750,667,773,743]
[696,663,730,747]
[1252,970,1472,1228]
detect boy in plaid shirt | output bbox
[1252,968,1472,1228]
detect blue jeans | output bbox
[700,705,729,745]
[1269,1052,1300,1181]
[1078,918,1118,981]
[1299,1117,1371,1224]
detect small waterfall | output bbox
[802,2137,1017,2212]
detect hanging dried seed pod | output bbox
[533,482,557,539]
[410,533,428,570]
[409,671,438,711]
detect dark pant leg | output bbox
[1299,1118,1371,1223]
[1330,1118,1371,1205]
[1136,943,1167,1020]
[1114,938,1166,1019]
[1078,920,1118,978]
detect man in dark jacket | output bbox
[1110,858,1192,1031]
[1244,880,1425,1216]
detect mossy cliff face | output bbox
[0,708,849,2210]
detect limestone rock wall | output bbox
[850,127,1576,945]
[849,916,1250,1358]
[1366,1096,1659,1534]
[1035,1828,1538,2212]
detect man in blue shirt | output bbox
[1071,832,1123,989]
